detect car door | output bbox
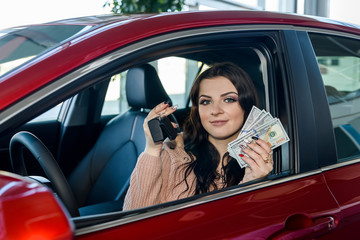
[72,27,342,239]
[309,32,360,239]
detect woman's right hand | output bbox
[143,101,178,156]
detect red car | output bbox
[0,10,359,239]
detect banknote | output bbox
[239,112,274,138]
[228,106,290,168]
[238,105,262,138]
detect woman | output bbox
[123,62,273,210]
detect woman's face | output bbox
[198,76,245,143]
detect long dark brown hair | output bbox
[182,62,258,194]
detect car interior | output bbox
[0,32,292,224]
[69,63,175,216]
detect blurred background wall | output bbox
[0,0,358,30]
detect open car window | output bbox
[92,31,290,214]
[84,31,290,215]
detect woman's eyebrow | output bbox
[220,91,238,97]
[199,92,238,99]
[199,94,211,99]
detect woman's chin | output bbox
[209,132,239,141]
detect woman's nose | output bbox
[211,102,223,115]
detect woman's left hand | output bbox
[240,138,273,183]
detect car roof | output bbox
[30,11,360,32]
[0,10,359,111]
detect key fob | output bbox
[148,116,177,142]
[159,116,178,140]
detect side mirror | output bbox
[0,171,74,240]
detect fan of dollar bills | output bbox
[228,106,290,168]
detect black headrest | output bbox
[126,64,172,109]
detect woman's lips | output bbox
[210,120,228,126]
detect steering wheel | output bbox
[9,131,79,217]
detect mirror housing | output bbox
[0,171,74,240]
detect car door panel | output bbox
[323,162,360,239]
[76,173,341,239]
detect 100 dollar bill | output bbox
[238,106,262,138]
[229,118,289,168]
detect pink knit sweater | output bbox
[123,134,225,210]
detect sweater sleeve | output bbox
[123,151,170,210]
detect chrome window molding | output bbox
[321,156,360,172]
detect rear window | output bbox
[310,33,360,161]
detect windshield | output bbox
[0,25,93,77]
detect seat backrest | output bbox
[68,64,172,207]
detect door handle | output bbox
[269,213,337,240]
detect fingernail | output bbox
[239,154,245,157]
[251,136,259,141]
[171,104,178,110]
[163,100,170,105]
[244,139,250,144]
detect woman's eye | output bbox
[199,99,211,105]
[224,97,237,103]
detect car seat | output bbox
[68,64,172,214]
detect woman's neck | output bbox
[209,138,229,158]
[208,131,240,158]
[209,138,231,175]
